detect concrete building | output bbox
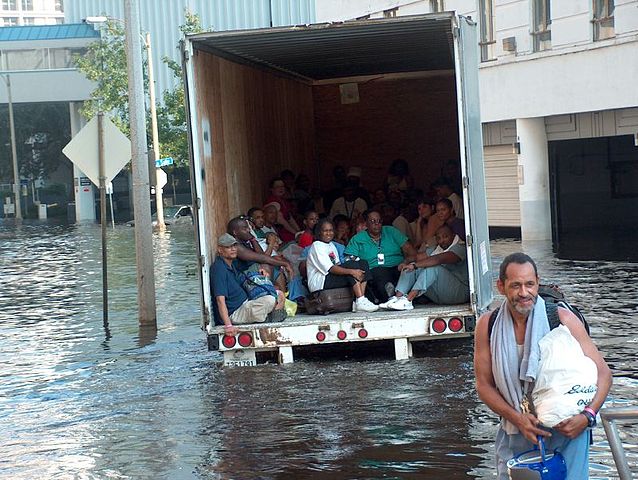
[0,23,99,220]
[0,0,64,26]
[315,0,638,259]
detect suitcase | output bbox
[305,287,353,315]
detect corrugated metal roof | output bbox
[189,14,455,81]
[0,23,100,42]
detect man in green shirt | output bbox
[345,209,417,303]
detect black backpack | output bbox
[488,284,590,339]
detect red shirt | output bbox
[298,231,314,248]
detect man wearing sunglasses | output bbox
[344,209,418,304]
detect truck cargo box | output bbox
[182,13,493,365]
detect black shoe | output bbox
[267,309,287,323]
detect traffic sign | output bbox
[155,157,174,168]
[62,115,132,187]
[156,168,167,189]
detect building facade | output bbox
[1,0,64,27]
[315,0,638,257]
[0,23,99,220]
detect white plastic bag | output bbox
[532,325,598,428]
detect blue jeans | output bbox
[495,426,590,480]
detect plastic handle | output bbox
[538,436,547,462]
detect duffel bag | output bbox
[305,287,353,315]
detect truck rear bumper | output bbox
[207,304,476,366]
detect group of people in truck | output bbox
[210,160,470,331]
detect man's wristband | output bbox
[582,408,597,428]
[583,406,597,417]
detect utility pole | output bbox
[124,0,157,327]
[146,32,165,229]
[2,74,22,220]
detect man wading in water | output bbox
[473,252,612,479]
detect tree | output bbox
[74,20,133,135]
[156,11,203,170]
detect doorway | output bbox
[549,135,638,261]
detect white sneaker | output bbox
[388,296,414,311]
[356,297,379,312]
[379,296,399,309]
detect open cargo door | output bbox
[454,16,493,312]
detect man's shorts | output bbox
[230,296,276,325]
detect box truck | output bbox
[182,13,493,366]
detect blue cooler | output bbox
[507,437,567,480]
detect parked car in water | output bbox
[127,205,193,227]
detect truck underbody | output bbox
[207,303,476,366]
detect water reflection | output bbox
[0,222,636,479]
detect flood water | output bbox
[1,221,636,479]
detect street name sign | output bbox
[155,157,174,168]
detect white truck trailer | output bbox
[181,13,493,366]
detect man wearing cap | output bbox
[210,233,279,334]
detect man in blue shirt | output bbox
[211,233,277,335]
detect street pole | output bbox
[124,0,157,327]
[3,74,22,220]
[98,112,108,327]
[146,32,165,229]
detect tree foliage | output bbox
[74,20,133,134]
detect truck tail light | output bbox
[316,331,326,342]
[222,335,236,348]
[337,330,347,340]
[238,332,253,347]
[432,318,447,334]
[448,317,463,332]
[358,328,368,339]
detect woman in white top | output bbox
[306,219,379,313]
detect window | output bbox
[21,0,33,10]
[3,16,18,25]
[479,0,495,61]
[54,0,63,12]
[593,0,614,41]
[430,0,445,12]
[23,16,34,24]
[383,7,398,18]
[531,0,551,52]
[55,17,63,24]
[1,0,17,10]
[5,49,46,70]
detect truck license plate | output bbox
[224,349,257,367]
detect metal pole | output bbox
[124,0,157,327]
[146,32,165,229]
[600,406,637,480]
[98,112,108,327]
[4,75,22,220]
